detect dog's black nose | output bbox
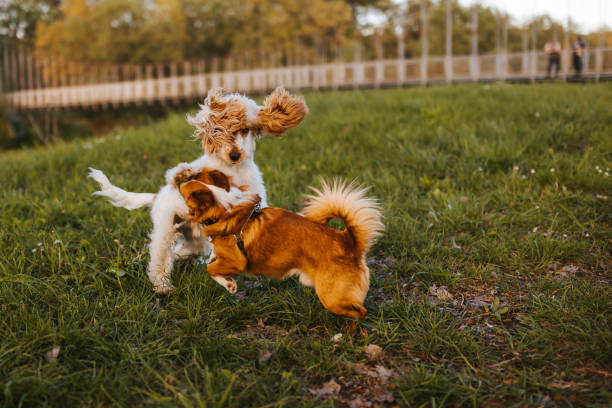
[229,151,241,162]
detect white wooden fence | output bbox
[4,48,612,110]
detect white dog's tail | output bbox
[88,168,156,210]
[301,179,384,256]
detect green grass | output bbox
[1,84,611,407]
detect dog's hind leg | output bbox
[314,268,369,319]
[147,187,184,295]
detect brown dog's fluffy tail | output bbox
[302,179,384,256]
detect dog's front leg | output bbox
[206,260,241,294]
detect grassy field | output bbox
[0,84,610,407]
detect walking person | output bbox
[545,36,561,79]
[572,35,585,77]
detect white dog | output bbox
[89,87,308,294]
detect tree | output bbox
[0,0,60,41]
[35,0,187,64]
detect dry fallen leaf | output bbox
[429,285,454,302]
[348,397,372,408]
[345,361,369,375]
[374,365,394,380]
[309,380,341,397]
[561,265,580,274]
[364,344,383,361]
[372,386,395,402]
[44,345,60,363]
[258,349,272,364]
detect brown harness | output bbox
[232,202,261,258]
[203,202,261,259]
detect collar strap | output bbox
[233,202,261,259]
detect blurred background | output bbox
[1,0,611,149]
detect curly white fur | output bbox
[90,87,307,295]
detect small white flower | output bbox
[478,167,483,172]
[115,135,121,140]
[585,233,590,237]
[521,175,526,179]
[532,226,538,233]
[513,166,519,171]
[550,168,555,173]
[54,240,61,244]
[535,112,540,118]
[596,165,600,170]
[332,333,343,342]
[605,172,609,177]
[37,242,42,246]
[32,248,37,253]
[535,205,539,209]
[530,169,536,174]
[598,169,602,173]
[563,234,568,238]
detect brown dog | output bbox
[178,173,383,319]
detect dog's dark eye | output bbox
[240,128,249,135]
[203,218,215,226]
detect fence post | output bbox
[420,0,428,86]
[530,22,537,83]
[375,28,383,88]
[397,10,405,86]
[470,3,479,82]
[522,29,528,77]
[502,17,508,81]
[563,18,570,81]
[445,0,453,84]
[353,38,362,90]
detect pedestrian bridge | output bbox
[3,48,612,110]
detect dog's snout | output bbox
[229,151,241,162]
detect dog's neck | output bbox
[203,195,262,237]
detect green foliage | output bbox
[22,0,603,68]
[35,0,187,64]
[0,84,611,406]
[0,0,60,40]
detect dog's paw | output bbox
[154,282,175,296]
[167,164,200,188]
[149,274,175,295]
[212,275,237,294]
[225,278,237,294]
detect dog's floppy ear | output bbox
[205,170,231,192]
[179,180,216,216]
[257,87,308,137]
[205,87,228,112]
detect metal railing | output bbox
[3,48,612,110]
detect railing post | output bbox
[470,3,479,82]
[420,0,428,86]
[563,17,570,82]
[375,28,383,88]
[522,29,529,78]
[502,17,508,81]
[397,10,405,87]
[595,47,602,83]
[445,0,453,84]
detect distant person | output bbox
[545,37,561,78]
[572,35,585,77]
